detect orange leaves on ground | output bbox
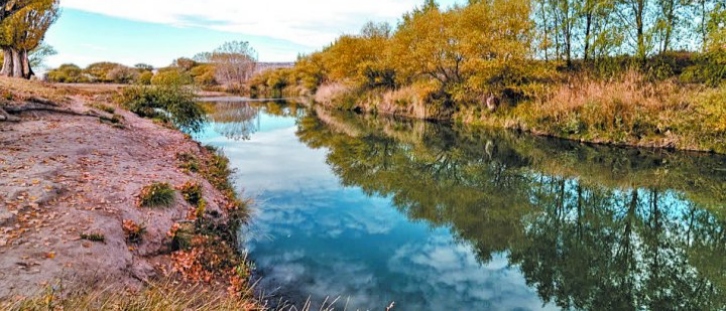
[122,219,145,244]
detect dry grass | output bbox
[531,71,693,138]
[313,83,351,106]
[1,282,264,311]
[463,71,726,153]
[0,77,68,103]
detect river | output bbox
[193,100,726,311]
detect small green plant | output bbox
[177,152,199,172]
[136,182,175,208]
[179,181,202,206]
[122,219,146,244]
[79,232,106,243]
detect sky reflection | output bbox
[195,107,556,310]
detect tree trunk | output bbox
[584,11,593,62]
[12,48,23,78]
[0,48,12,77]
[1,48,34,79]
[21,49,33,79]
[635,0,646,63]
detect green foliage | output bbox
[115,85,204,132]
[177,152,200,172]
[79,232,106,243]
[151,68,193,86]
[137,71,153,85]
[189,63,217,87]
[28,43,56,68]
[136,182,175,208]
[45,63,87,83]
[134,63,154,72]
[179,181,203,206]
[0,0,58,52]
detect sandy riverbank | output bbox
[0,79,257,308]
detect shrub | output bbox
[137,71,153,85]
[151,69,193,86]
[45,64,88,83]
[136,182,175,208]
[115,85,205,132]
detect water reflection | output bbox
[295,108,726,310]
[197,102,726,310]
[202,100,304,141]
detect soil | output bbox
[0,93,232,300]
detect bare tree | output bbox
[210,41,258,93]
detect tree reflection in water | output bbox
[295,107,726,310]
[203,100,304,141]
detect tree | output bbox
[0,0,31,21]
[28,42,55,68]
[653,0,684,54]
[210,41,258,93]
[0,0,58,78]
[134,63,154,72]
[618,0,652,62]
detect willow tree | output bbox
[0,0,58,78]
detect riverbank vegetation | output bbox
[251,0,726,153]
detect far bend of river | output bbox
[193,100,726,311]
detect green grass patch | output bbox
[179,181,203,206]
[136,182,175,208]
[79,232,106,243]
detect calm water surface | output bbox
[194,101,726,310]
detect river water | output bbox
[194,101,726,310]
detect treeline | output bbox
[250,0,726,152]
[251,0,726,100]
[45,41,258,93]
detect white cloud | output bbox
[60,0,426,48]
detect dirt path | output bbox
[0,93,233,300]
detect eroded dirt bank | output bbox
[0,82,244,301]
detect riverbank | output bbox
[308,73,726,154]
[0,78,261,309]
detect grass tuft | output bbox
[136,182,175,208]
[79,232,106,243]
[0,281,264,311]
[179,181,203,206]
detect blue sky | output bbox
[44,0,462,69]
